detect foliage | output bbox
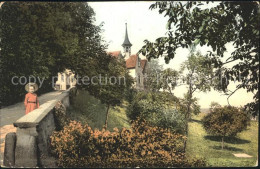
[139,1,259,116]
[67,89,130,131]
[202,105,250,137]
[156,108,187,135]
[50,118,206,168]
[143,59,163,91]
[161,68,179,95]
[127,91,186,134]
[127,91,161,121]
[181,93,201,117]
[209,101,222,111]
[180,52,213,93]
[187,113,258,167]
[127,91,177,120]
[144,59,179,94]
[77,55,134,129]
[53,101,70,131]
[0,2,104,107]
[202,105,250,149]
[179,51,213,120]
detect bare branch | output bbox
[227,88,240,106]
[222,58,239,65]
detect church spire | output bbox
[122,23,132,59]
[122,23,132,47]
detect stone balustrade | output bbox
[3,88,73,168]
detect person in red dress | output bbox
[24,83,39,114]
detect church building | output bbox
[55,23,147,91]
[109,23,148,90]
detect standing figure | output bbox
[24,83,39,114]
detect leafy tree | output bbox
[177,51,213,151]
[139,1,259,116]
[144,59,179,96]
[180,93,201,119]
[0,2,103,106]
[161,68,179,96]
[202,105,250,149]
[209,101,221,111]
[77,55,133,129]
[143,59,163,91]
[180,51,213,120]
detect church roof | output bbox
[108,51,121,58]
[108,52,147,70]
[122,23,132,47]
[126,54,138,69]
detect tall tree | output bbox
[0,2,103,106]
[180,51,213,120]
[139,1,259,116]
[178,51,213,151]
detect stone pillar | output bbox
[14,127,38,167]
[3,132,16,167]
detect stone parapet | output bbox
[3,88,73,168]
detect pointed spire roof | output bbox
[122,23,132,47]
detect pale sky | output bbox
[89,1,254,108]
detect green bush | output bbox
[202,105,250,149]
[155,108,187,135]
[50,118,206,168]
[127,91,187,134]
[53,101,70,131]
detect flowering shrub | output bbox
[50,118,206,167]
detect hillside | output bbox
[67,89,130,131]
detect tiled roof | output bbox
[108,52,147,70]
[108,51,121,58]
[126,54,138,69]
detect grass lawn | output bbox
[186,113,258,167]
[67,89,130,131]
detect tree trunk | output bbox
[186,83,193,132]
[184,83,193,152]
[222,137,224,149]
[104,105,110,130]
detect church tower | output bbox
[122,23,132,60]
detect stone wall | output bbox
[3,88,73,168]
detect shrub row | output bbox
[50,118,206,168]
